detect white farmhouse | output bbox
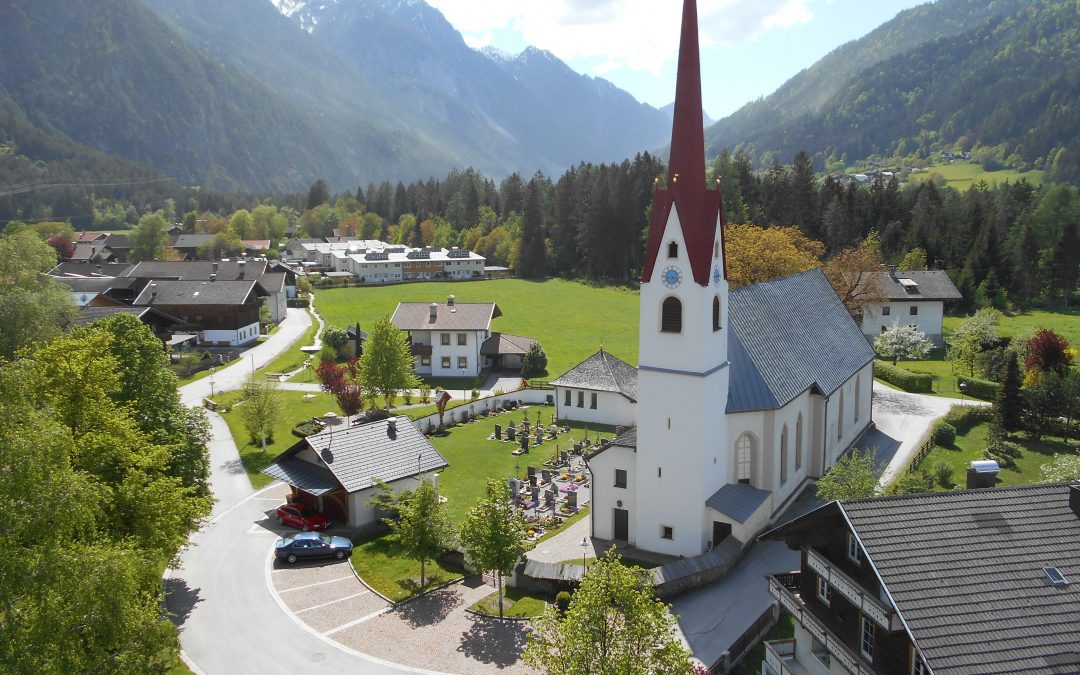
[860,269,962,346]
[580,0,875,558]
[391,297,536,379]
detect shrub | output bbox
[942,404,993,434]
[555,591,571,614]
[956,376,1001,402]
[932,421,957,446]
[932,461,954,487]
[885,470,934,495]
[874,360,933,393]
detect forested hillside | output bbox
[704,0,1080,183]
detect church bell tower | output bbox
[634,0,730,556]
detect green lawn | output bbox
[894,351,984,400]
[944,308,1080,351]
[469,587,551,619]
[427,404,615,525]
[314,279,640,378]
[262,308,320,377]
[350,532,465,602]
[213,389,452,487]
[915,421,1072,489]
[909,162,1044,191]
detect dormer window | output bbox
[667,241,678,259]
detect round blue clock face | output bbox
[662,265,682,289]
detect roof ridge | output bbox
[842,482,1070,506]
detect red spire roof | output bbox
[642,0,724,286]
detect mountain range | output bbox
[2,0,1080,195]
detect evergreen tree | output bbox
[1010,217,1041,307]
[517,176,547,278]
[1049,218,1080,306]
[306,178,330,210]
[790,150,819,236]
[997,351,1023,432]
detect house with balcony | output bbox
[391,296,534,378]
[760,483,1080,675]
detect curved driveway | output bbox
[168,309,421,674]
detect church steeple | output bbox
[667,0,706,198]
[641,0,724,287]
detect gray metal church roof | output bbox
[727,268,875,412]
[705,483,771,523]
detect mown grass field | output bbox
[315,279,640,378]
[909,162,1044,191]
[469,587,551,619]
[915,422,1070,489]
[350,534,464,602]
[944,308,1080,348]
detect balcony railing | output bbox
[767,576,875,675]
[763,638,799,675]
[805,547,902,632]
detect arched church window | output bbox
[837,389,845,441]
[661,297,682,333]
[854,374,861,422]
[712,296,721,332]
[795,414,803,469]
[735,433,755,484]
[780,426,789,485]
[668,241,678,259]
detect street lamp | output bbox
[959,380,968,405]
[461,366,468,400]
[209,366,216,399]
[580,537,589,571]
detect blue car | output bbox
[275,532,354,564]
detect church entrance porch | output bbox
[712,520,732,549]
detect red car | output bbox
[276,503,330,531]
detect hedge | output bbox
[941,404,993,434]
[874,360,933,393]
[956,376,1001,402]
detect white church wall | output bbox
[554,388,635,428]
[588,446,637,542]
[635,204,730,557]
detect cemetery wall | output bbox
[410,389,552,433]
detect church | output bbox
[556,0,876,558]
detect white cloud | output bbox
[428,0,814,74]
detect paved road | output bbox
[179,307,313,406]
[169,310,422,674]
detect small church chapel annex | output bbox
[569,0,876,558]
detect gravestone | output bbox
[534,426,543,444]
[508,478,521,495]
[529,474,538,488]
[541,469,552,484]
[520,433,529,452]
[567,490,578,511]
[527,466,536,478]
[530,486,540,504]
[507,425,516,442]
[544,489,556,509]
[494,423,502,440]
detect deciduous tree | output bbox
[524,548,694,675]
[241,374,282,452]
[723,223,824,288]
[459,481,527,618]
[823,232,887,317]
[358,315,420,411]
[386,478,453,590]
[816,448,881,501]
[873,323,933,365]
[130,212,168,262]
[0,230,77,358]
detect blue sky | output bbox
[427,0,930,119]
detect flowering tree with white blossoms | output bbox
[874,322,933,365]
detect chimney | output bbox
[429,303,437,322]
[388,419,397,434]
[888,265,898,279]
[447,294,455,307]
[212,261,219,275]
[238,260,246,279]
[149,282,157,302]
[1070,485,1080,517]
